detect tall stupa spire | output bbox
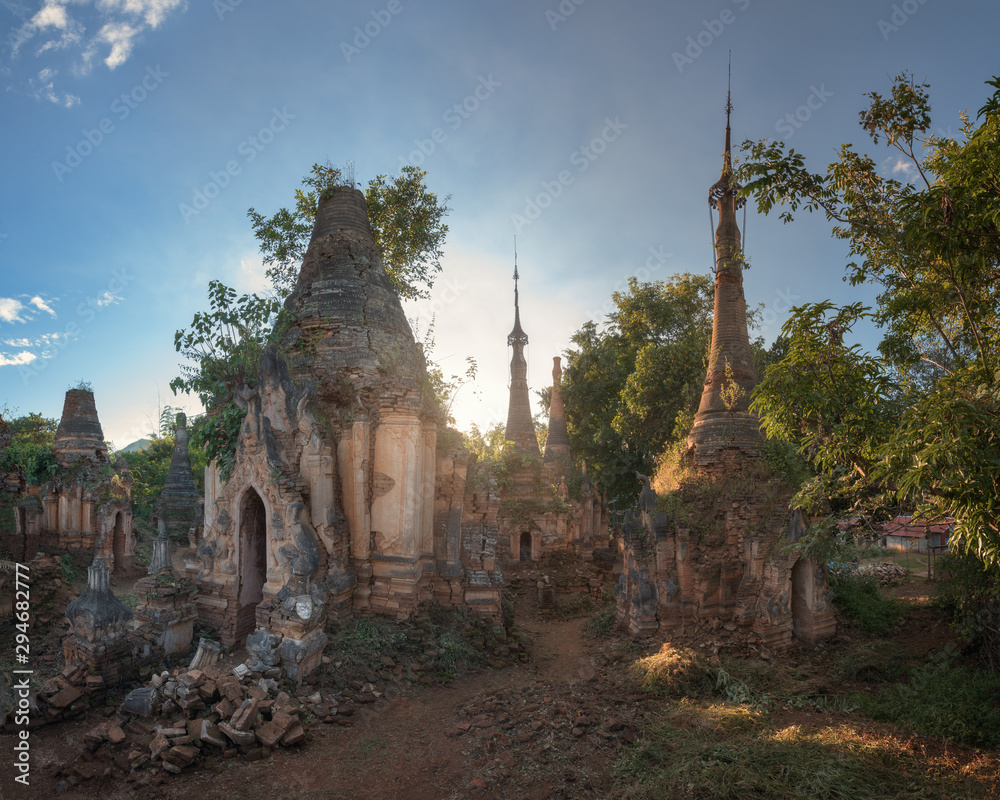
[504,245,540,456]
[687,67,761,465]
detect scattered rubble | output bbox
[854,561,907,586]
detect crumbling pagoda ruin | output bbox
[7,387,137,574]
[155,412,199,538]
[497,267,607,564]
[615,94,836,650]
[193,186,503,678]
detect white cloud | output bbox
[32,2,70,30]
[95,20,138,69]
[3,338,33,347]
[93,291,121,307]
[27,66,80,106]
[0,298,29,323]
[8,0,187,94]
[96,0,186,28]
[888,156,917,180]
[29,295,57,316]
[0,350,37,366]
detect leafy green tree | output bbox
[561,274,714,506]
[741,73,1000,566]
[170,280,281,476]
[248,162,450,300]
[8,413,58,446]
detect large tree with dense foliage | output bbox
[741,74,1000,570]
[248,162,450,300]
[561,273,780,506]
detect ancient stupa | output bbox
[53,387,108,465]
[503,263,541,457]
[156,412,199,538]
[496,265,607,564]
[542,356,571,467]
[194,183,502,677]
[686,89,762,466]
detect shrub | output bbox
[829,571,907,636]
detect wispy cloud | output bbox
[93,290,121,307]
[6,0,188,101]
[29,295,57,316]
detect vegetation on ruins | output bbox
[739,74,1000,658]
[248,161,451,300]
[172,165,452,477]
[560,273,784,506]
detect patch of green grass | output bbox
[830,572,908,636]
[60,552,77,583]
[612,701,994,799]
[120,592,140,609]
[831,641,911,684]
[852,647,1000,748]
[585,601,617,638]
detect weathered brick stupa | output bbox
[194,185,502,678]
[496,269,607,565]
[155,412,200,538]
[504,265,541,458]
[7,387,137,574]
[615,91,836,651]
[686,96,761,466]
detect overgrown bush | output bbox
[853,647,1000,748]
[934,549,1000,669]
[829,571,907,636]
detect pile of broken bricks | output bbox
[854,561,907,586]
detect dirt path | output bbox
[10,607,610,800]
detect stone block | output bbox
[218,721,255,746]
[48,686,84,709]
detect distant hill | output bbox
[119,438,152,453]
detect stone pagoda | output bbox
[686,91,762,466]
[155,412,200,538]
[496,267,607,564]
[7,387,136,574]
[615,87,836,650]
[503,264,541,457]
[193,184,503,678]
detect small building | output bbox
[879,515,952,553]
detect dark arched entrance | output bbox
[791,558,810,642]
[236,488,267,645]
[519,531,532,564]
[112,512,125,572]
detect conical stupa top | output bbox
[508,262,528,346]
[504,256,540,457]
[687,77,761,465]
[708,60,745,211]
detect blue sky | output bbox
[1,0,998,448]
